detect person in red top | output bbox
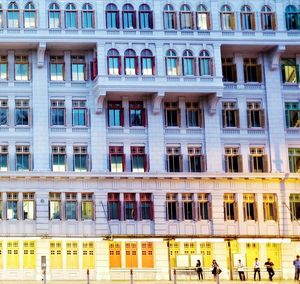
[264,258,275,281]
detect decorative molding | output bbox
[37,42,46,68]
[152,92,165,114]
[94,87,106,114]
[268,45,286,70]
[207,92,222,115]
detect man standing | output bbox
[264,258,275,281]
[293,255,300,281]
[237,259,246,281]
[254,257,261,281]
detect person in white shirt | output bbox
[237,259,246,281]
[254,257,261,281]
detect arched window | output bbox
[163,4,177,30]
[240,5,255,31]
[180,4,193,30]
[261,5,276,30]
[199,50,213,76]
[107,49,121,75]
[165,49,179,76]
[65,3,77,29]
[24,2,36,28]
[7,2,19,28]
[220,5,235,31]
[182,50,195,76]
[0,5,3,28]
[139,4,153,29]
[124,49,138,75]
[196,4,210,30]
[122,4,136,29]
[49,3,60,29]
[286,5,299,30]
[141,49,155,75]
[82,3,94,29]
[106,4,119,29]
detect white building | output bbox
[0,0,299,281]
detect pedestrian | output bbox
[264,258,275,281]
[293,255,300,281]
[237,259,246,281]
[253,257,261,281]
[196,259,203,280]
[212,259,221,284]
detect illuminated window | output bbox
[141,242,154,268]
[263,194,278,221]
[224,193,237,221]
[49,193,61,220]
[7,2,19,28]
[50,56,65,81]
[66,241,78,269]
[49,3,60,29]
[23,192,35,220]
[288,148,300,173]
[81,193,94,220]
[289,194,300,220]
[52,146,66,172]
[7,241,19,268]
[220,5,235,31]
[243,194,257,221]
[281,58,299,83]
[50,241,62,269]
[23,241,35,269]
[109,241,121,268]
[107,49,121,75]
[7,192,18,219]
[141,49,155,75]
[196,4,210,30]
[124,49,138,75]
[82,241,95,269]
[109,146,125,173]
[125,242,138,268]
[71,56,86,81]
[24,2,36,29]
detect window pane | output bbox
[16,154,29,171]
[132,155,144,172]
[125,202,135,219]
[23,200,34,219]
[7,201,18,219]
[53,155,66,172]
[74,154,87,172]
[82,201,93,219]
[66,201,76,219]
[111,155,123,172]
[50,201,61,219]
[0,64,7,79]
[0,154,8,171]
[109,202,119,219]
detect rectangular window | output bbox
[165,102,180,127]
[82,242,95,269]
[140,193,153,220]
[0,56,8,80]
[281,58,299,83]
[0,193,2,220]
[109,146,125,173]
[244,58,262,83]
[166,146,182,172]
[263,194,277,221]
[66,241,78,269]
[247,102,265,128]
[7,241,19,269]
[125,242,138,268]
[7,192,18,220]
[166,193,178,220]
[197,193,210,220]
[289,148,300,173]
[108,101,124,127]
[182,193,193,220]
[15,99,30,126]
[141,242,154,268]
[0,99,8,126]
[261,11,276,30]
[186,102,203,127]
[109,241,121,268]
[249,147,268,173]
[82,193,94,220]
[243,194,257,221]
[72,100,88,127]
[290,194,300,221]
[50,241,62,269]
[49,193,61,220]
[52,146,66,172]
[65,193,77,220]
[131,146,147,173]
[285,102,300,128]
[16,145,30,171]
[50,56,65,81]
[222,102,239,128]
[23,192,35,220]
[197,12,210,30]
[222,58,237,82]
[23,241,35,269]
[0,145,8,171]
[15,55,29,81]
[129,101,146,127]
[50,100,65,126]
[221,11,235,30]
[71,56,86,81]
[108,193,121,220]
[124,193,137,220]
[74,146,88,172]
[225,147,243,173]
[224,193,237,221]
[188,146,205,172]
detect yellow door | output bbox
[0,241,3,268]
[141,242,154,268]
[226,240,239,270]
[169,241,179,268]
[50,241,62,269]
[7,241,19,269]
[83,241,95,269]
[23,241,35,269]
[246,243,259,268]
[266,243,281,269]
[125,242,138,268]
[66,242,78,269]
[200,242,213,268]
[109,241,121,268]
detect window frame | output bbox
[71,55,87,81]
[222,102,240,128]
[7,2,20,29]
[243,193,257,221]
[224,147,243,173]
[199,50,213,76]
[15,145,31,171]
[166,146,183,172]
[49,193,61,220]
[14,55,30,81]
[81,3,94,29]
[65,193,78,220]
[249,147,268,173]
[140,49,155,76]
[108,101,124,127]
[131,146,147,173]
[50,99,66,126]
[124,193,137,221]
[74,145,89,172]
[166,193,179,221]
[224,193,238,221]
[49,3,61,29]
[107,193,121,220]
[107,49,121,75]
[220,5,235,31]
[139,4,153,29]
[247,102,265,128]
[165,49,180,76]
[0,145,8,171]
[164,102,180,127]
[109,146,125,173]
[179,4,193,30]
[240,5,255,31]
[106,3,119,29]
[7,192,19,220]
[51,145,66,172]
[124,49,138,75]
[140,193,153,220]
[81,193,94,220]
[23,2,36,29]
[22,192,35,220]
[65,3,78,29]
[263,194,278,221]
[163,4,177,30]
[122,4,136,29]
[188,146,206,172]
[196,4,210,30]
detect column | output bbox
[235,54,245,84]
[7,50,14,85]
[35,192,49,235]
[210,0,221,31]
[32,49,50,170]
[155,44,164,76]
[275,0,285,31]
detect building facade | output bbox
[0,0,299,281]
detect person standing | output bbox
[253,257,261,281]
[264,258,275,281]
[212,259,221,284]
[237,259,246,281]
[196,259,203,280]
[293,255,300,281]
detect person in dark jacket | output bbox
[196,259,203,280]
[264,258,275,281]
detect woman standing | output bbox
[196,259,203,280]
[212,259,221,284]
